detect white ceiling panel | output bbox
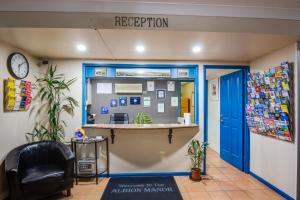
[0,28,113,59]
[0,28,297,62]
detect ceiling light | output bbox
[192,46,202,53]
[76,44,87,52]
[136,45,145,53]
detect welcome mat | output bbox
[101,176,183,200]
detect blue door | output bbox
[220,70,244,170]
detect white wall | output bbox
[0,41,40,198]
[0,42,40,163]
[250,43,298,199]
[207,78,220,154]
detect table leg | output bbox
[95,141,98,184]
[106,138,110,177]
[74,141,78,185]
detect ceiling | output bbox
[0,28,297,62]
[77,0,300,8]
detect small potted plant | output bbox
[135,112,152,124]
[187,139,208,181]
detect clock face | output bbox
[7,52,29,79]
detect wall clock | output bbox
[7,52,30,79]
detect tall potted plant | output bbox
[27,65,78,142]
[187,139,208,181]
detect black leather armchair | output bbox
[5,141,74,200]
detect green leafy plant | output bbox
[135,112,152,124]
[187,139,209,169]
[26,65,78,142]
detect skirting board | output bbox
[250,171,294,200]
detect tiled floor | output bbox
[56,148,284,200]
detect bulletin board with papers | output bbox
[246,62,294,142]
[3,78,32,112]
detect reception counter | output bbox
[84,123,198,144]
[83,123,199,174]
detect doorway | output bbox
[180,82,195,123]
[204,65,250,175]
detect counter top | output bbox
[83,123,199,130]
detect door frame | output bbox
[203,65,250,175]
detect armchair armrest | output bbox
[5,144,28,199]
[51,142,75,179]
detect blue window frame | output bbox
[82,63,199,126]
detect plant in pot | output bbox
[134,112,152,124]
[26,65,78,142]
[187,139,208,181]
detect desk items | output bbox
[3,78,32,112]
[246,62,294,142]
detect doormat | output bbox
[101,176,183,200]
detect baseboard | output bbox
[98,172,192,177]
[249,171,294,200]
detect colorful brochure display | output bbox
[4,78,32,112]
[246,62,294,142]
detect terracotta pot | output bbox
[191,168,202,181]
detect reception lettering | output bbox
[114,16,168,28]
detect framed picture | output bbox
[110,99,118,107]
[94,68,107,77]
[157,102,165,113]
[177,68,189,78]
[130,97,141,105]
[209,78,219,101]
[100,106,109,114]
[119,97,127,106]
[156,89,166,99]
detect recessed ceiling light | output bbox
[192,46,202,53]
[136,45,145,53]
[76,44,87,52]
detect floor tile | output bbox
[226,190,252,200]
[57,148,279,200]
[189,192,212,200]
[207,191,231,200]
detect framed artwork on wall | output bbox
[209,78,219,101]
[156,89,166,99]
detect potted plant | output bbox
[135,112,152,124]
[187,139,208,181]
[26,65,78,142]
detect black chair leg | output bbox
[67,189,71,196]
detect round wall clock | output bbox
[7,52,30,79]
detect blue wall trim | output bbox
[203,65,250,175]
[98,172,192,178]
[250,171,294,200]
